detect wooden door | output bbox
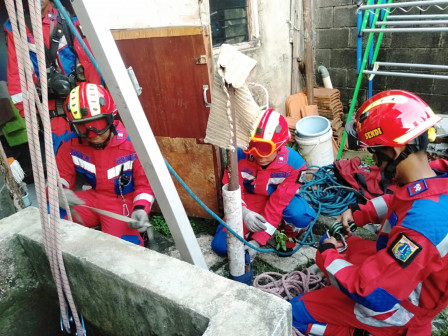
[113,27,221,218]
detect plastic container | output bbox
[295,116,334,167]
[22,192,31,207]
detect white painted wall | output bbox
[92,0,202,29]
[97,0,293,115]
[243,0,293,115]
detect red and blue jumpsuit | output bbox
[56,121,154,246]
[291,159,448,335]
[4,2,101,150]
[211,146,316,256]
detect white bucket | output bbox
[295,116,334,167]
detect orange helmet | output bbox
[243,109,291,158]
[346,90,440,149]
[64,83,117,138]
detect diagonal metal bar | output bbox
[70,0,208,269]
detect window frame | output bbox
[210,0,260,56]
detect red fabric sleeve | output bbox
[251,164,304,245]
[55,141,76,189]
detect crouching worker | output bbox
[291,90,448,336]
[56,83,155,246]
[211,109,316,260]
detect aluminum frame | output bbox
[70,0,208,269]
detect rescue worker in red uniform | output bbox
[291,90,448,336]
[211,109,316,259]
[56,83,154,246]
[4,0,101,151]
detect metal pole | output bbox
[376,20,448,25]
[303,0,314,104]
[70,0,208,269]
[225,85,245,278]
[360,0,448,10]
[388,14,448,19]
[375,62,448,70]
[337,0,392,160]
[364,27,448,33]
[291,0,302,93]
[363,70,448,80]
[357,0,375,74]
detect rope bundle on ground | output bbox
[253,268,326,300]
[254,269,327,336]
[298,165,359,217]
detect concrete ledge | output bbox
[0,207,292,335]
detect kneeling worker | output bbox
[211,108,316,260]
[56,83,154,246]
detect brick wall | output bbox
[314,0,448,115]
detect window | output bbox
[209,0,259,48]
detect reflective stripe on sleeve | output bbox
[371,196,388,222]
[309,323,326,335]
[71,155,96,174]
[133,193,154,204]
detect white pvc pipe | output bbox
[318,65,333,89]
[222,184,245,277]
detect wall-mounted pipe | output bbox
[317,65,333,89]
[303,0,314,104]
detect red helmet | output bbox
[347,90,441,149]
[64,83,117,138]
[243,108,291,157]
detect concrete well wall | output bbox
[0,207,292,336]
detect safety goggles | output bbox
[70,114,114,138]
[243,138,276,158]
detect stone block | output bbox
[327,67,348,88]
[390,32,441,49]
[348,27,359,48]
[433,78,448,96]
[315,48,332,69]
[330,49,357,68]
[317,0,356,8]
[316,7,333,29]
[387,75,434,95]
[334,6,358,28]
[317,28,350,49]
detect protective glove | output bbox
[58,188,84,210]
[246,240,260,263]
[242,206,267,232]
[130,209,151,233]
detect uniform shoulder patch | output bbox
[387,233,422,268]
[277,153,286,164]
[116,130,125,140]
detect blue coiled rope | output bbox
[298,165,359,217]
[165,161,359,256]
[165,159,324,256]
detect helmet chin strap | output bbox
[381,132,429,180]
[382,145,418,180]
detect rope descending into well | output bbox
[5,0,83,334]
[253,268,326,301]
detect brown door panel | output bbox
[114,28,222,218]
[115,33,210,139]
